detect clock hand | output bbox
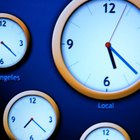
[105,42,117,69]
[24,118,33,128]
[105,4,127,69]
[24,117,46,132]
[108,43,138,75]
[32,118,46,133]
[0,41,16,57]
[109,4,127,42]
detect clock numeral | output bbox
[49,116,53,123]
[0,20,6,27]
[30,135,34,140]
[11,116,16,123]
[103,3,116,13]
[103,129,110,135]
[104,76,110,87]
[30,97,36,104]
[0,58,4,64]
[67,39,73,49]
[19,40,23,46]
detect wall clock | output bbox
[0,13,30,69]
[52,0,140,100]
[3,90,60,140]
[80,122,130,140]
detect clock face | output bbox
[86,128,125,140]
[3,90,60,140]
[52,0,140,100]
[80,122,130,140]
[0,13,30,69]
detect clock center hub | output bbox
[105,42,111,48]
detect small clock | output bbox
[0,13,30,69]
[80,122,131,140]
[3,90,60,140]
[52,0,140,100]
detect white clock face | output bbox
[84,128,125,140]
[62,0,140,92]
[0,14,30,68]
[3,91,60,140]
[52,0,140,99]
[80,122,130,140]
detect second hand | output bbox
[105,4,127,70]
[109,4,127,42]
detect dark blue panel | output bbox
[0,0,140,140]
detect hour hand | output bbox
[24,118,33,128]
[105,42,117,69]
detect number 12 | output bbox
[103,3,116,13]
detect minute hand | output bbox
[110,46,138,75]
[1,41,16,57]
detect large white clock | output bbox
[52,0,140,100]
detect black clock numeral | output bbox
[103,129,110,136]
[103,3,116,13]
[11,116,16,123]
[0,20,6,27]
[30,135,34,140]
[67,39,73,49]
[0,58,4,64]
[49,116,53,123]
[19,40,23,46]
[30,97,36,104]
[104,76,110,87]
